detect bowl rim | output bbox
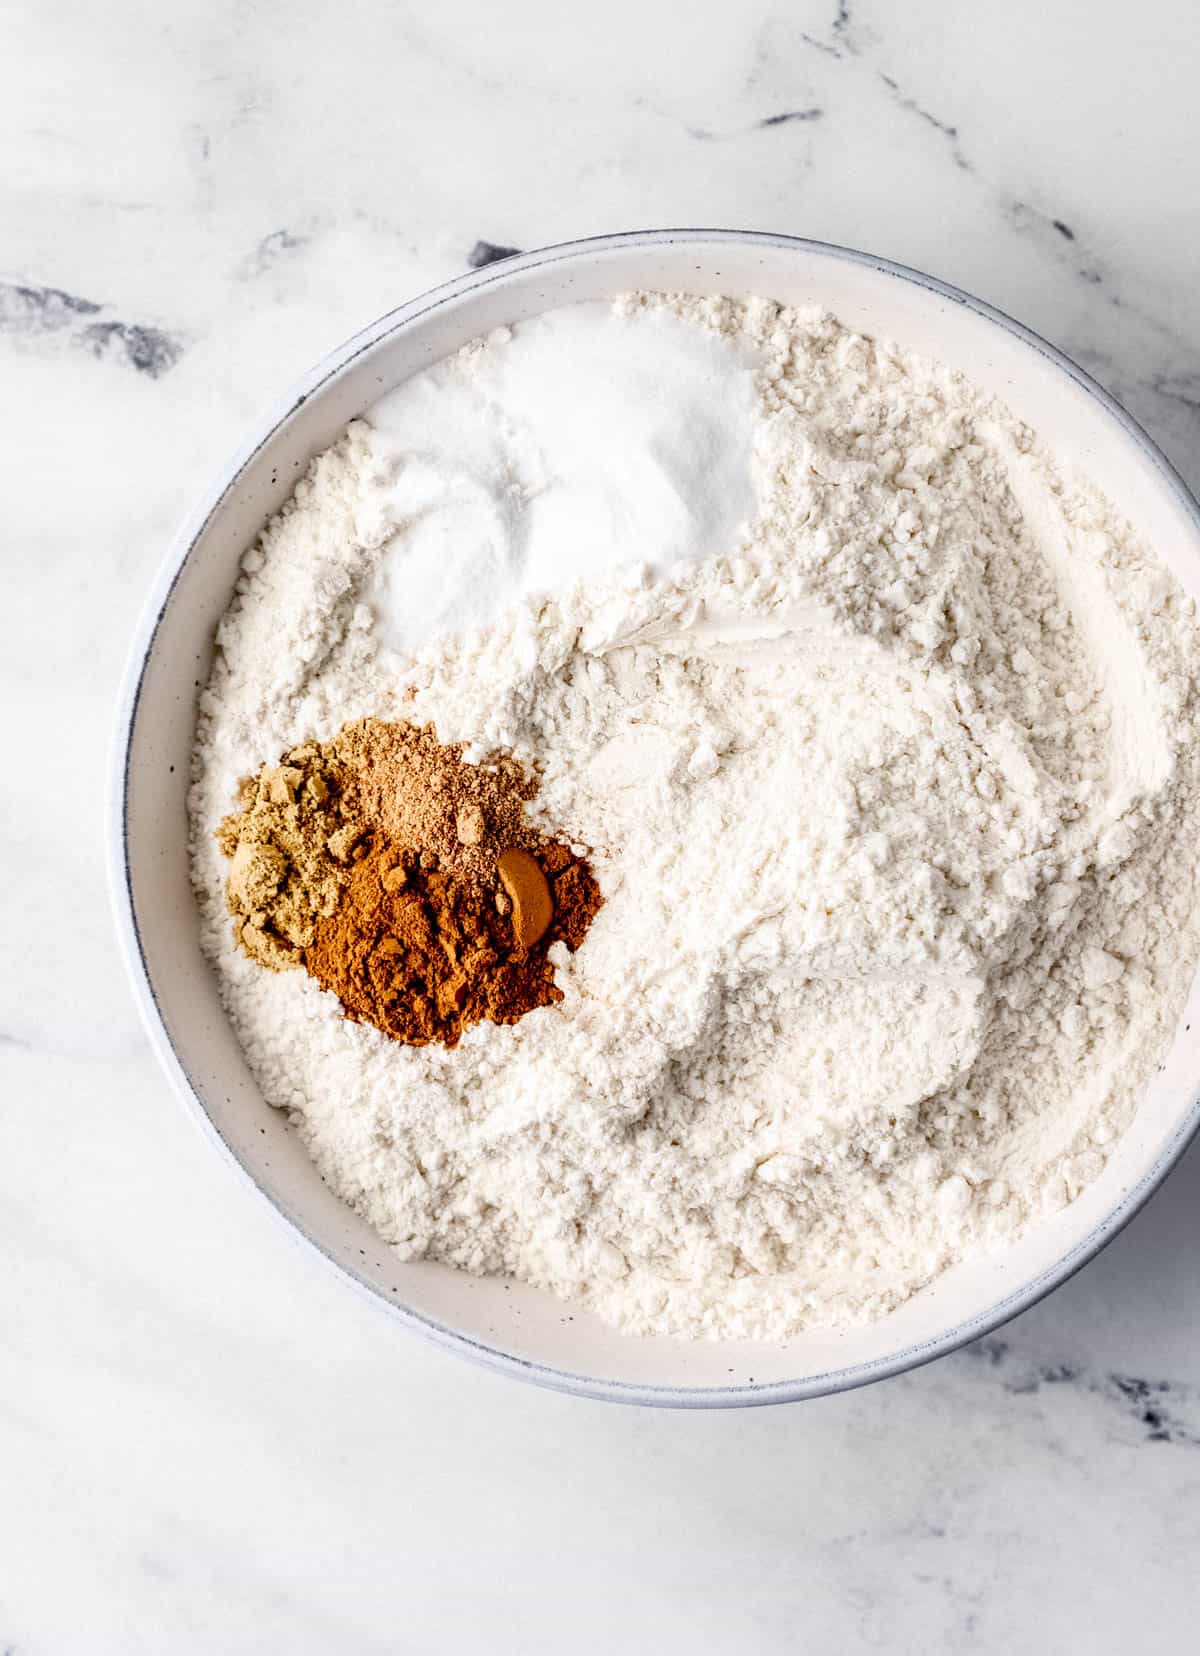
[108,227,1200,1408]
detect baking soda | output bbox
[362,302,758,653]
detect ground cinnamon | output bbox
[305,835,600,1046]
[217,718,602,1047]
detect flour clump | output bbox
[190,294,1200,1341]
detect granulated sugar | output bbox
[190,294,1200,1341]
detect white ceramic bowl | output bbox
[110,230,1200,1406]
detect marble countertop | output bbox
[5,0,1200,1649]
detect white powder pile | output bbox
[190,294,1200,1341]
[364,303,757,653]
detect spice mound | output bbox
[216,718,602,1046]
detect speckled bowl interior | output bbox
[111,231,1200,1406]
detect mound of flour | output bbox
[190,294,1200,1340]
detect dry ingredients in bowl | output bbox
[190,294,1200,1341]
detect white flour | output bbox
[190,294,1200,1341]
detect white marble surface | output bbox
[5,1,1200,1648]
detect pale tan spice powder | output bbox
[217,719,602,1046]
[216,744,353,970]
[329,717,545,879]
